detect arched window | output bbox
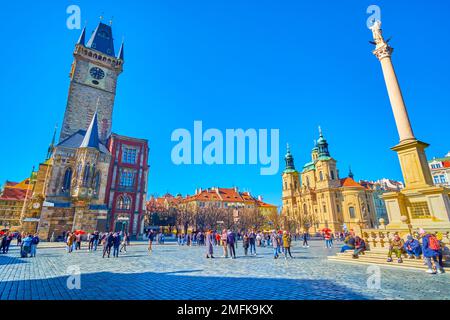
[349,206,356,219]
[331,170,335,180]
[117,195,132,210]
[319,171,324,181]
[303,203,308,215]
[62,168,72,193]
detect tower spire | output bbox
[80,109,100,150]
[348,166,354,179]
[46,124,58,160]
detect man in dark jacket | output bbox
[103,232,114,258]
[227,231,236,259]
[248,230,256,256]
[112,233,121,258]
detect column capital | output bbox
[373,44,393,61]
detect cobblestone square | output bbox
[0,240,449,300]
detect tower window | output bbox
[120,169,136,187]
[122,147,137,164]
[331,170,335,180]
[117,195,132,210]
[319,171,324,181]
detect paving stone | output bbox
[0,240,449,300]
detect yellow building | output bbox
[0,177,33,230]
[281,130,377,233]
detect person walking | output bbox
[221,229,228,258]
[120,233,128,253]
[113,233,121,258]
[270,231,279,259]
[205,230,214,258]
[16,233,22,246]
[148,230,155,253]
[75,233,82,250]
[93,231,99,251]
[420,229,445,274]
[227,230,236,259]
[30,233,40,257]
[242,233,249,256]
[282,231,293,259]
[249,230,256,256]
[103,232,114,258]
[302,231,309,248]
[66,232,74,253]
[2,232,12,254]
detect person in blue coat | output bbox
[420,229,444,274]
[403,235,422,259]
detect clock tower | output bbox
[60,22,125,143]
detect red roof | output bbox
[0,187,29,201]
[443,161,450,168]
[340,177,364,188]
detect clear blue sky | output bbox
[0,0,449,207]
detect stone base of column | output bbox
[391,139,434,190]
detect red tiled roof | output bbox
[340,177,364,188]
[443,161,450,168]
[0,187,29,201]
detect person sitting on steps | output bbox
[387,233,405,263]
[352,236,366,259]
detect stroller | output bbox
[20,244,31,258]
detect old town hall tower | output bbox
[60,22,124,143]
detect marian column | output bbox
[370,20,450,230]
[370,20,433,190]
[370,20,415,143]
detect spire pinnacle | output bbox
[318,125,323,137]
[77,27,86,46]
[46,124,58,160]
[117,41,124,60]
[348,166,354,179]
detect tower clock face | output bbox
[90,67,105,80]
[85,63,107,89]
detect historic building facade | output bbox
[281,129,377,233]
[10,22,149,239]
[0,178,33,230]
[428,152,450,188]
[105,134,149,235]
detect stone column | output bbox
[370,21,415,143]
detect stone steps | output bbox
[328,251,450,272]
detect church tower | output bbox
[59,22,124,143]
[282,144,300,220]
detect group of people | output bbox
[64,230,130,258]
[201,229,296,260]
[0,232,40,258]
[339,228,446,274]
[386,229,446,274]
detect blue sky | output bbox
[0,0,449,207]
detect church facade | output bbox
[19,22,149,240]
[281,129,377,233]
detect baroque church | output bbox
[20,22,149,240]
[281,128,377,233]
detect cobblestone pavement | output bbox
[0,240,449,300]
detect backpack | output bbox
[428,235,440,251]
